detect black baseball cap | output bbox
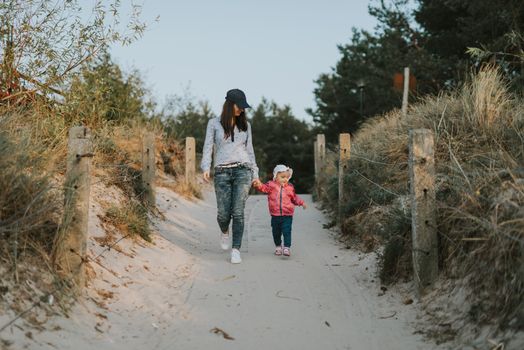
[225,89,251,109]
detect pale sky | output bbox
[109,0,378,122]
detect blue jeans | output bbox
[214,165,252,249]
[271,216,293,248]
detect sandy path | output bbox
[153,188,440,350]
[1,185,442,350]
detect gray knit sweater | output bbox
[200,117,259,179]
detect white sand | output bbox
[1,184,444,350]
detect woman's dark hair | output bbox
[220,100,247,141]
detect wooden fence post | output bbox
[314,134,326,200]
[142,132,156,206]
[409,128,437,296]
[317,134,326,172]
[314,140,318,178]
[402,66,410,116]
[185,137,196,185]
[338,133,351,225]
[56,126,92,289]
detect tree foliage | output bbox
[0,0,146,99]
[308,0,441,141]
[251,99,314,193]
[161,95,214,152]
[65,52,154,126]
[310,0,524,140]
[416,0,524,87]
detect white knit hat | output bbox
[273,164,293,180]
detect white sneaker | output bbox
[230,248,241,264]
[220,231,230,250]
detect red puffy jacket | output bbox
[255,180,304,216]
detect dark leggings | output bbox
[271,216,293,248]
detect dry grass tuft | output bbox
[158,177,203,199]
[0,59,208,344]
[0,108,64,277]
[0,102,76,328]
[92,124,147,203]
[105,201,151,242]
[319,66,524,330]
[0,97,195,329]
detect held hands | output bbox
[302,203,307,210]
[252,179,262,188]
[203,171,210,182]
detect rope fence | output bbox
[314,130,438,297]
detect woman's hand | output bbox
[203,171,210,182]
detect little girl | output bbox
[253,164,307,256]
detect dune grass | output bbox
[318,67,524,328]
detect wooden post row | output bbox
[338,133,351,225]
[56,126,92,290]
[408,129,437,296]
[185,137,196,185]
[142,132,156,206]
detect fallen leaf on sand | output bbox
[96,289,115,300]
[403,298,413,305]
[275,290,301,301]
[325,321,331,327]
[94,323,104,333]
[1,339,13,347]
[210,327,235,340]
[222,275,236,281]
[378,311,397,319]
[90,297,108,310]
[95,312,108,319]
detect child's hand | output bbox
[252,179,262,188]
[302,203,307,210]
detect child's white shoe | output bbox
[283,247,291,257]
[275,246,283,256]
[231,248,242,264]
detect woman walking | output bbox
[201,89,259,264]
